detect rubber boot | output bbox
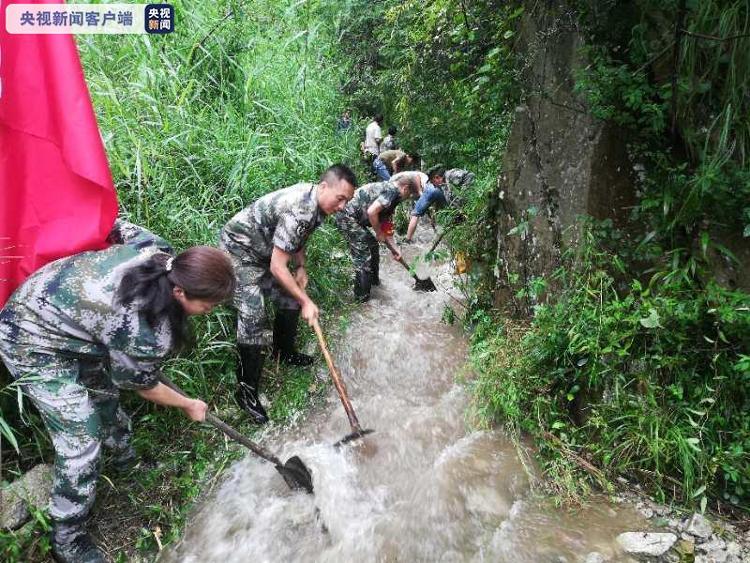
[273,309,314,366]
[51,521,107,563]
[235,344,268,424]
[354,269,371,303]
[370,249,380,286]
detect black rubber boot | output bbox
[51,522,107,563]
[273,309,314,367]
[370,249,380,286]
[235,344,268,424]
[354,269,371,302]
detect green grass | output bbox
[469,222,750,509]
[1,0,364,559]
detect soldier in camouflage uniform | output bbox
[220,164,357,424]
[334,175,419,302]
[0,244,235,563]
[106,218,174,254]
[404,165,475,243]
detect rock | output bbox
[695,536,729,563]
[724,542,742,563]
[583,552,606,563]
[686,513,714,539]
[666,518,681,530]
[0,464,53,530]
[616,532,677,557]
[697,536,726,553]
[676,538,695,556]
[636,502,654,519]
[493,3,639,308]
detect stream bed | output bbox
[163,234,647,562]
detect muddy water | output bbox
[164,234,645,563]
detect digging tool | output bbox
[158,374,314,494]
[383,239,437,292]
[312,319,374,446]
[426,227,449,255]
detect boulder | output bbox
[686,512,714,539]
[696,537,728,563]
[616,532,677,557]
[494,2,638,312]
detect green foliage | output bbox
[575,0,750,238]
[472,221,750,506]
[336,0,518,181]
[0,505,52,562]
[1,0,360,558]
[335,0,521,307]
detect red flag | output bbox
[0,0,118,306]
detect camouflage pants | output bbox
[335,213,379,273]
[0,346,133,527]
[224,253,300,346]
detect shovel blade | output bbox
[334,428,375,448]
[276,455,314,494]
[414,277,437,292]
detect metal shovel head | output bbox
[414,277,437,292]
[275,456,314,494]
[334,428,375,448]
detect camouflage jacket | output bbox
[0,246,175,390]
[341,181,402,227]
[443,169,475,207]
[220,183,323,264]
[107,218,174,255]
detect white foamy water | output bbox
[163,230,645,563]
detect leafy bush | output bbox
[473,221,750,506]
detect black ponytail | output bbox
[116,246,235,351]
[117,252,188,350]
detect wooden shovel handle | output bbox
[312,319,362,432]
[204,412,282,465]
[382,238,413,276]
[158,374,282,466]
[427,229,448,254]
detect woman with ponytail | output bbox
[0,244,235,563]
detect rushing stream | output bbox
[163,232,646,562]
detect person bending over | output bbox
[220,164,357,423]
[0,245,235,562]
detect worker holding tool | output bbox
[371,149,416,181]
[0,245,235,563]
[220,164,357,424]
[404,165,475,243]
[334,176,420,302]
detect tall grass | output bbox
[2,0,360,558]
[76,0,360,402]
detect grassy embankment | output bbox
[1,0,362,560]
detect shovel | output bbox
[158,374,314,494]
[426,228,449,256]
[312,319,374,446]
[383,239,437,292]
